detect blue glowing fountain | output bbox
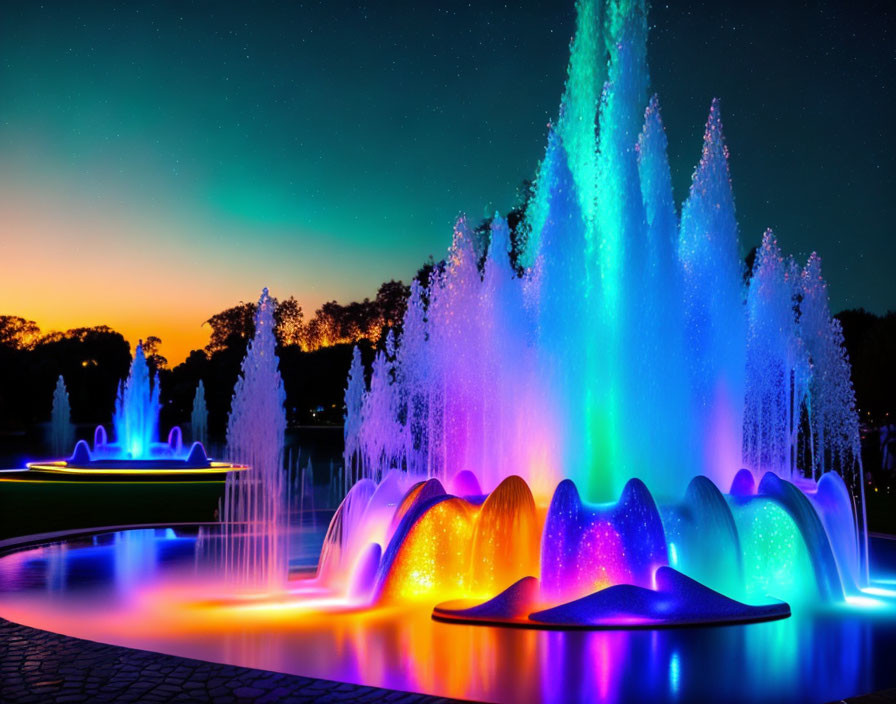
[28,342,245,476]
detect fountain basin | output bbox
[1,525,894,703]
[24,459,247,478]
[27,339,243,478]
[27,413,247,479]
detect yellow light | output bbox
[0,477,227,484]
[25,461,249,475]
[379,476,543,603]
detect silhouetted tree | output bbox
[744,245,759,285]
[275,296,305,347]
[837,309,896,424]
[507,179,534,273]
[375,280,411,331]
[204,302,256,355]
[0,325,131,432]
[143,336,168,373]
[414,256,439,287]
[205,296,306,352]
[0,316,41,349]
[301,288,410,353]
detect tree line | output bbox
[0,174,891,448]
[0,183,530,446]
[2,301,892,449]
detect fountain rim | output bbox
[0,525,894,704]
[0,521,211,555]
[24,460,249,475]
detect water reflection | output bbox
[0,529,894,704]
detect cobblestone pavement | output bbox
[0,618,473,704]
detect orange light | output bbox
[379,476,544,603]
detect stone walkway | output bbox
[0,618,470,704]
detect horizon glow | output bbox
[0,2,891,364]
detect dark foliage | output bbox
[836,309,896,425]
[1,174,890,460]
[472,179,533,276]
[0,325,130,429]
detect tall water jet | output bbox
[112,341,162,459]
[359,334,402,482]
[49,375,74,457]
[744,231,806,478]
[678,98,746,489]
[395,280,431,478]
[629,94,692,491]
[220,288,288,590]
[343,346,364,489]
[526,0,603,264]
[798,253,862,480]
[191,380,208,446]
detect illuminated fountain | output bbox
[214,288,289,590]
[28,341,245,476]
[49,375,74,457]
[1,1,893,701]
[308,0,877,628]
[191,380,209,448]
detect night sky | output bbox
[1,0,892,362]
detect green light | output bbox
[735,499,816,604]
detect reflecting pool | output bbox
[1,527,895,703]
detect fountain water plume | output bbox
[112,341,161,459]
[49,375,74,458]
[43,341,214,465]
[343,346,365,490]
[339,0,865,512]
[191,380,208,447]
[218,288,288,590]
[318,0,871,621]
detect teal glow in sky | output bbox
[0,1,892,362]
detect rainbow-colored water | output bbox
[343,0,862,510]
[319,0,869,622]
[1,528,895,703]
[308,466,870,629]
[0,0,886,700]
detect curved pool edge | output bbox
[0,616,476,704]
[0,522,478,704]
[3,525,896,703]
[0,521,215,554]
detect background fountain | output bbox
[28,342,243,475]
[191,380,208,448]
[49,375,73,458]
